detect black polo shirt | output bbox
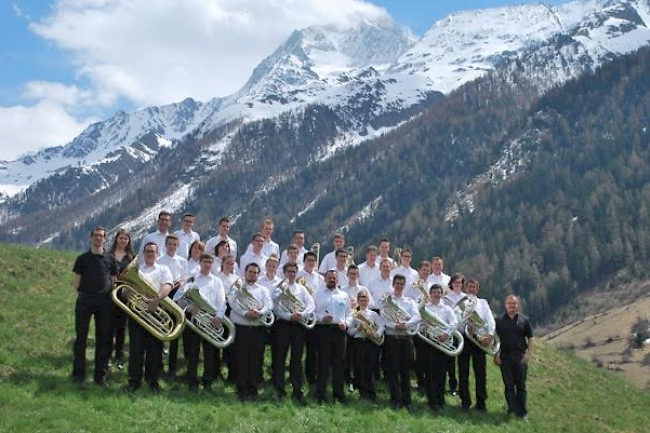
[495,312,532,357]
[73,250,119,294]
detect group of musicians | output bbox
[72,212,533,419]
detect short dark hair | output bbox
[199,253,213,263]
[283,262,298,273]
[245,262,260,272]
[143,242,158,252]
[183,212,195,219]
[429,284,443,294]
[90,226,106,237]
[347,264,359,272]
[335,248,347,258]
[158,211,172,219]
[392,274,406,284]
[218,217,230,225]
[304,251,317,261]
[165,234,180,243]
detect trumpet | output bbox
[458,295,500,355]
[179,280,235,349]
[416,302,464,357]
[353,309,384,345]
[111,258,185,342]
[230,280,275,327]
[379,293,418,335]
[275,279,316,329]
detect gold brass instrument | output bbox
[458,295,500,355]
[379,293,418,335]
[310,243,320,265]
[111,258,185,342]
[296,276,316,295]
[417,302,464,357]
[180,281,235,349]
[411,279,430,303]
[391,247,402,270]
[346,245,355,267]
[275,279,316,329]
[231,280,275,327]
[353,309,384,345]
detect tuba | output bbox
[275,279,316,329]
[179,281,235,349]
[111,258,185,342]
[379,293,418,335]
[417,302,464,357]
[231,280,275,327]
[353,309,384,346]
[458,295,500,355]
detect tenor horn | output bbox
[111,258,185,342]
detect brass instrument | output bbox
[346,245,355,267]
[411,279,430,303]
[379,293,418,335]
[296,276,316,295]
[416,302,464,357]
[353,309,384,345]
[180,281,235,348]
[275,279,316,329]
[458,295,500,355]
[391,247,402,270]
[230,280,275,327]
[310,243,320,265]
[111,258,185,342]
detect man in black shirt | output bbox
[494,295,534,420]
[72,227,119,386]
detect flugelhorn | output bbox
[230,280,275,327]
[111,258,185,342]
[417,302,464,357]
[275,279,316,329]
[180,280,235,349]
[353,309,384,345]
[458,295,500,355]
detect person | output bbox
[205,217,238,259]
[331,248,349,287]
[280,244,303,273]
[271,263,315,405]
[369,258,393,306]
[422,284,458,412]
[443,273,466,396]
[228,263,273,401]
[427,256,451,288]
[126,242,173,393]
[458,278,496,412]
[186,240,205,277]
[358,245,380,287]
[239,233,268,276]
[348,289,384,402]
[217,255,240,383]
[211,240,237,276]
[174,254,226,391]
[318,233,346,274]
[255,253,282,385]
[107,228,135,370]
[380,274,420,412]
[495,295,533,420]
[174,212,200,259]
[391,248,418,289]
[71,226,118,386]
[408,260,432,393]
[377,238,394,267]
[138,211,172,257]
[280,230,307,268]
[297,251,325,385]
[244,218,280,257]
[313,270,351,404]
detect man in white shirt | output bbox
[318,233,346,274]
[205,217,238,259]
[391,247,419,290]
[377,238,394,268]
[443,273,467,396]
[409,260,431,393]
[280,230,307,268]
[358,245,380,287]
[138,211,172,258]
[332,248,349,287]
[427,256,451,288]
[127,242,173,393]
[244,218,280,258]
[458,278,496,412]
[173,213,200,259]
[271,263,315,404]
[228,263,273,401]
[297,251,324,295]
[297,250,325,385]
[313,270,351,405]
[258,254,282,297]
[239,233,268,276]
[279,244,303,273]
[369,259,394,308]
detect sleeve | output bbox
[482,299,496,335]
[373,311,385,337]
[523,317,533,338]
[161,266,174,287]
[347,312,361,336]
[110,255,119,276]
[301,286,315,316]
[318,254,329,273]
[313,292,326,322]
[445,305,458,336]
[228,284,247,316]
[214,279,227,319]
[72,255,83,274]
[260,286,273,315]
[342,294,353,328]
[405,299,421,326]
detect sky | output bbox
[0,0,572,161]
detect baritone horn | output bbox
[417,302,464,357]
[230,280,275,327]
[353,309,384,345]
[111,258,185,342]
[275,279,316,329]
[458,295,500,355]
[180,281,235,348]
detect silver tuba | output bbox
[179,280,235,349]
[275,279,316,329]
[417,302,464,357]
[458,295,500,355]
[231,280,275,327]
[379,293,418,335]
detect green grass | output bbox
[0,242,648,432]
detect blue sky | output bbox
[0,0,572,160]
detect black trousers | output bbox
[185,327,216,387]
[344,336,355,386]
[352,338,379,400]
[500,353,528,417]
[459,339,487,408]
[271,320,306,395]
[234,324,266,398]
[108,303,127,360]
[385,335,414,406]
[168,330,192,375]
[72,293,111,382]
[127,318,163,387]
[305,328,319,384]
[424,344,449,408]
[446,355,458,391]
[414,336,428,388]
[315,325,347,401]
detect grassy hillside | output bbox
[0,243,648,433]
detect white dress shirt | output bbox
[140,263,173,292]
[138,231,169,258]
[227,281,273,326]
[313,287,352,326]
[406,279,431,303]
[244,239,280,258]
[422,301,458,336]
[464,296,496,335]
[258,273,283,299]
[239,251,268,277]
[218,271,239,298]
[186,258,200,278]
[380,294,420,336]
[358,261,380,287]
[369,276,393,305]
[157,253,187,282]
[443,290,467,323]
[348,308,384,339]
[273,281,315,321]
[318,251,337,274]
[341,283,376,310]
[280,246,307,268]
[427,272,451,288]
[296,269,325,294]
[173,229,200,259]
[391,265,418,287]
[205,235,238,259]
[174,272,227,318]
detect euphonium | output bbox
[231,280,275,327]
[111,258,185,342]
[353,309,384,346]
[180,282,235,349]
[379,293,418,335]
[417,302,464,357]
[275,279,316,329]
[458,295,501,355]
